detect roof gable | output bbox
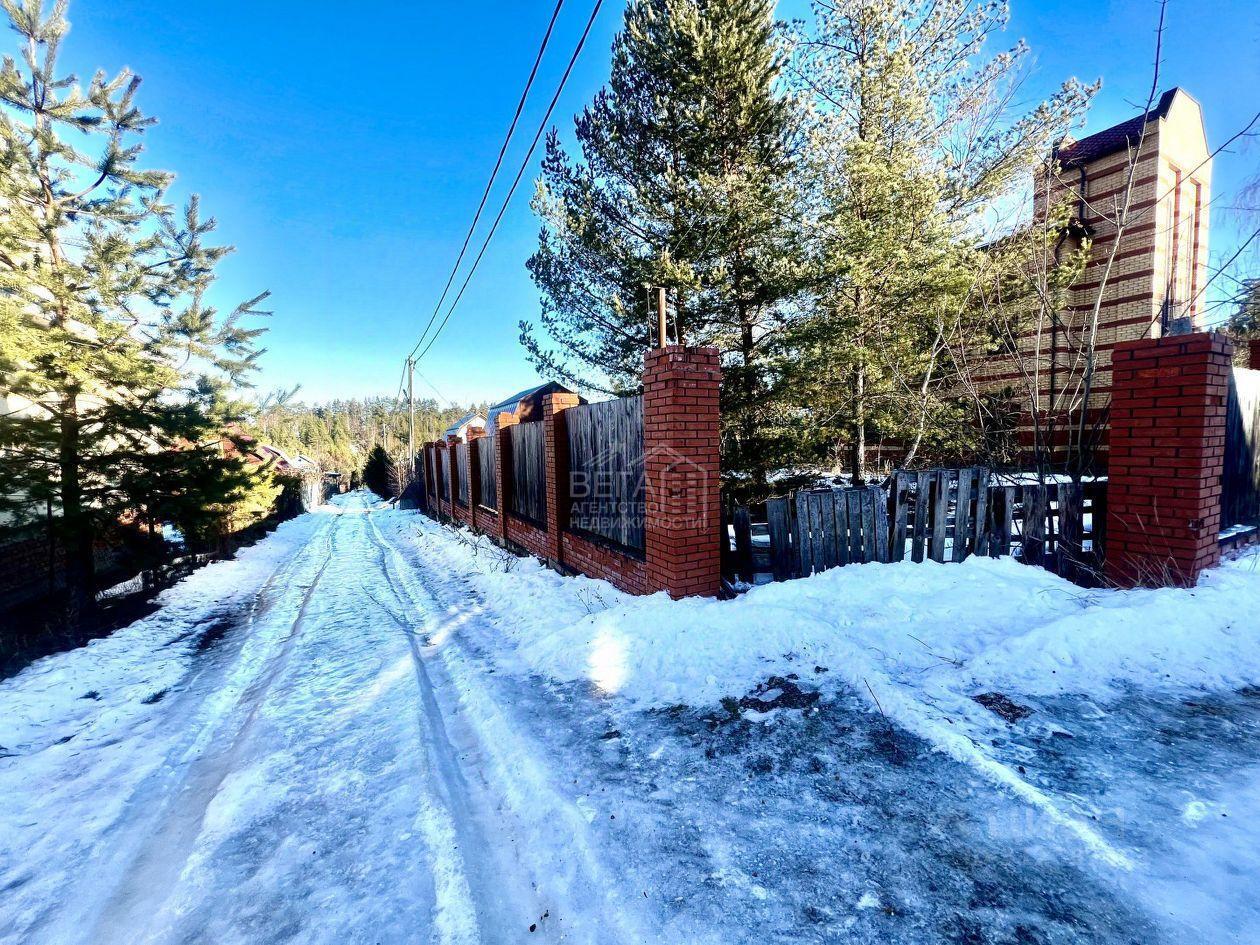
[1056,88,1183,168]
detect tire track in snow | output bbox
[365,511,654,945]
[34,505,346,945]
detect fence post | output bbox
[1105,331,1232,587]
[1250,338,1260,371]
[542,391,581,567]
[642,345,722,598]
[493,413,516,545]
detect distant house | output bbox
[444,411,487,441]
[486,382,586,432]
[218,429,318,475]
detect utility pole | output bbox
[656,287,668,349]
[406,356,416,477]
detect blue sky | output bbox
[50,0,1260,408]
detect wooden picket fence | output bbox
[730,468,1106,587]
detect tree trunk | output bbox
[851,362,867,485]
[58,392,96,629]
[738,308,767,499]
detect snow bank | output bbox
[384,513,1260,873]
[386,514,1260,714]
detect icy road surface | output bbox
[2,492,1258,944]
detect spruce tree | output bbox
[525,0,805,497]
[0,0,268,624]
[362,444,395,499]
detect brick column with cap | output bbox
[1105,331,1231,587]
[541,391,581,565]
[492,412,516,544]
[642,345,722,598]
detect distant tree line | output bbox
[251,391,475,485]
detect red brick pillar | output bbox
[643,345,722,598]
[493,413,517,544]
[542,391,581,566]
[1249,338,1260,371]
[1106,331,1231,587]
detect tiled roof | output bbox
[1056,89,1181,168]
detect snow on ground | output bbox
[2,492,1259,944]
[378,510,1260,942]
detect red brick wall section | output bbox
[561,532,648,595]
[642,345,722,598]
[505,514,549,562]
[1250,339,1260,371]
[1105,331,1231,587]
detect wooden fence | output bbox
[477,436,497,510]
[735,468,1106,587]
[1223,366,1260,529]
[509,421,547,527]
[439,449,451,501]
[566,395,645,552]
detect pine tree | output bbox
[789,0,1093,481]
[1228,278,1260,339]
[525,0,806,496]
[0,0,268,624]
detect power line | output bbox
[412,0,605,366]
[407,0,568,361]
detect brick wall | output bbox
[419,345,722,598]
[0,526,61,606]
[643,346,722,598]
[1105,331,1231,587]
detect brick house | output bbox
[986,88,1213,469]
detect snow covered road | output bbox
[3,492,1260,944]
[0,494,594,944]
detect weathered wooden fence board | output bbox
[509,421,547,526]
[732,468,1105,588]
[784,486,893,576]
[765,497,793,581]
[477,436,497,510]
[439,449,450,500]
[455,443,469,506]
[732,505,754,581]
[565,396,645,551]
[1223,366,1260,529]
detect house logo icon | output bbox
[570,440,713,536]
